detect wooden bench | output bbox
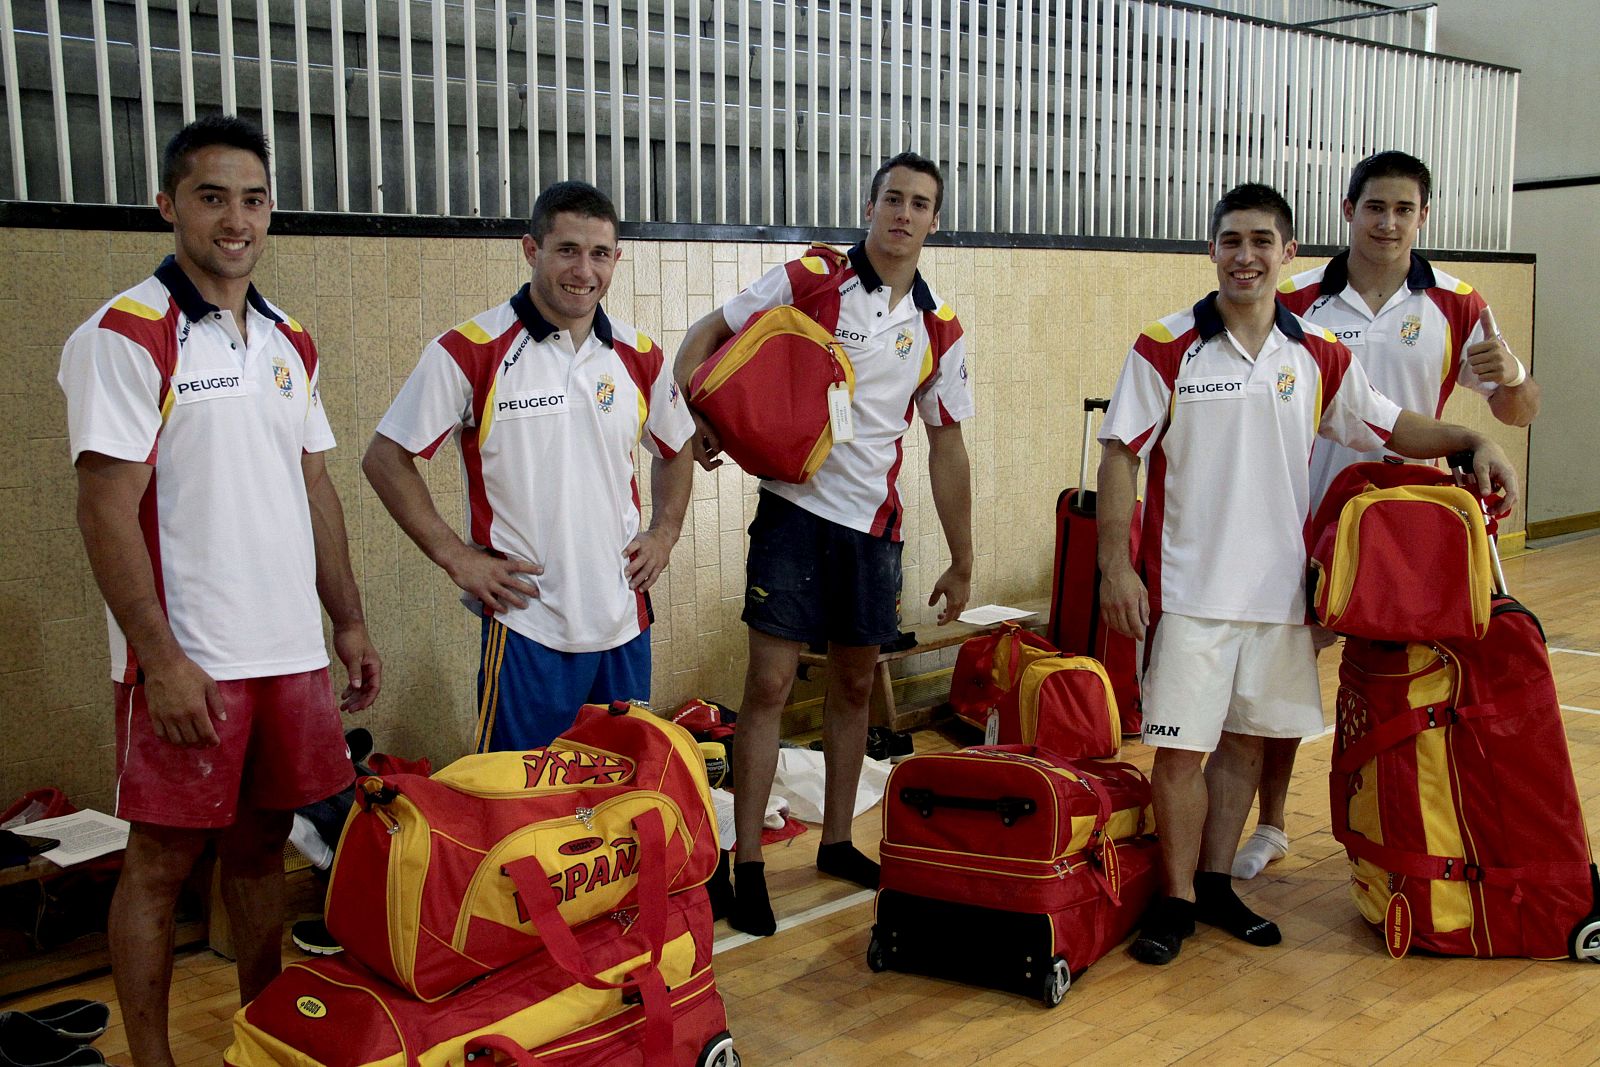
[795,599,1049,733]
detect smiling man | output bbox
[364,181,693,751]
[1227,151,1544,880]
[673,152,975,935]
[1096,183,1518,965]
[58,114,381,1066]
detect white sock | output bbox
[1231,825,1290,880]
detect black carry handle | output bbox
[1083,398,1109,413]
[1447,450,1475,479]
[899,787,1037,827]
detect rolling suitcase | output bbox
[1048,398,1142,736]
[1328,457,1600,960]
[870,747,1160,1003]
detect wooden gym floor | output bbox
[5,533,1600,1065]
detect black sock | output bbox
[706,852,735,921]
[730,861,776,936]
[1129,896,1196,965]
[816,841,880,890]
[1194,870,1281,946]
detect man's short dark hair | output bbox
[869,152,945,215]
[1346,150,1432,207]
[1209,183,1295,242]
[160,114,271,197]
[528,181,620,242]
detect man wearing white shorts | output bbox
[1097,183,1518,965]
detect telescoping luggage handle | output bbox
[899,787,1037,826]
[1447,450,1508,595]
[1076,398,1110,509]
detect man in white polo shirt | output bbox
[59,115,382,1067]
[364,182,693,751]
[673,152,975,936]
[1227,150,1543,879]
[1097,183,1517,965]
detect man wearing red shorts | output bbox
[58,115,382,1067]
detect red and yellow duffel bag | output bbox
[948,622,1057,736]
[324,703,718,1001]
[1307,461,1495,642]
[688,302,855,483]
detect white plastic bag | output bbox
[769,748,890,825]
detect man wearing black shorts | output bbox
[674,152,975,935]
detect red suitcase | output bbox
[227,888,737,1067]
[1327,456,1600,960]
[1048,398,1142,736]
[871,747,1160,1003]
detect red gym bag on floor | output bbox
[948,622,1056,736]
[871,747,1160,1003]
[1048,398,1142,736]
[324,703,718,1001]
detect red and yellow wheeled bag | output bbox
[324,703,718,1001]
[870,746,1159,1003]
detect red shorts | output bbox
[113,668,353,829]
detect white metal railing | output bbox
[0,0,1515,249]
[1203,1,1437,51]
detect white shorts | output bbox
[1140,614,1324,753]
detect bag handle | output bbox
[500,807,674,1063]
[463,1034,558,1066]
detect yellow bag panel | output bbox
[692,305,855,400]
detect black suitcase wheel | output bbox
[697,1032,740,1067]
[866,932,888,972]
[1570,918,1600,962]
[1041,955,1070,1007]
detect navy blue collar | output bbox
[1193,291,1306,344]
[1319,249,1436,295]
[848,242,937,312]
[510,283,613,346]
[153,255,280,323]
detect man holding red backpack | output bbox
[673,153,976,936]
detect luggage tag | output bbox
[984,708,999,746]
[828,383,855,443]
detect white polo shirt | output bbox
[720,243,973,540]
[58,256,335,683]
[376,288,693,654]
[1100,294,1403,625]
[1280,252,1499,509]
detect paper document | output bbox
[958,604,1038,626]
[24,809,130,867]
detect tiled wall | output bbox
[0,227,1533,810]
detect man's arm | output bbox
[673,309,738,470]
[302,451,382,713]
[75,452,225,746]
[1466,307,1541,427]
[925,421,974,625]
[1385,410,1520,517]
[361,432,543,613]
[1097,441,1148,641]
[623,447,693,592]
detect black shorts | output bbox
[742,490,903,647]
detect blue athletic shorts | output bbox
[742,489,903,647]
[474,620,652,751]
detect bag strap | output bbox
[1331,702,1501,776]
[463,1034,558,1066]
[500,807,674,1063]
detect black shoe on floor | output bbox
[866,727,914,763]
[0,1012,106,1066]
[1129,896,1196,965]
[291,918,343,956]
[16,1001,108,1043]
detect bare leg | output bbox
[1150,747,1207,901]
[109,823,209,1067]
[819,643,878,846]
[1256,736,1301,831]
[730,628,802,866]
[1200,731,1263,874]
[219,807,294,1004]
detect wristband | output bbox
[1505,358,1527,388]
